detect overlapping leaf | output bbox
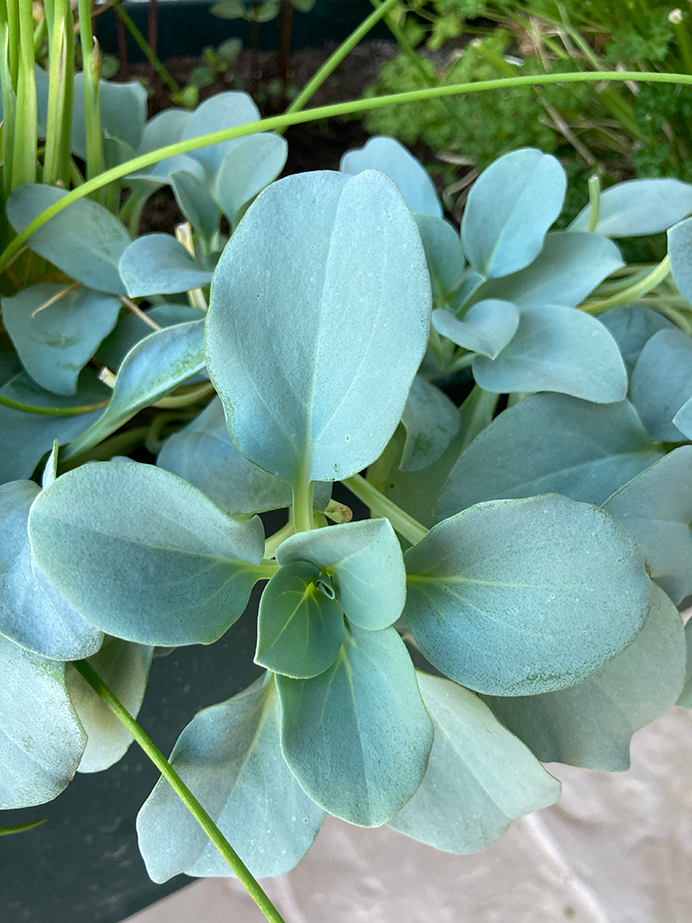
[399,376,461,470]
[216,132,288,229]
[630,328,692,440]
[414,215,465,308]
[598,305,674,376]
[570,178,692,236]
[432,300,519,359]
[119,234,213,297]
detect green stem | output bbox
[264,520,296,559]
[0,818,46,836]
[111,0,181,96]
[0,394,108,416]
[0,6,16,197]
[77,0,103,185]
[12,0,37,187]
[458,385,499,453]
[343,473,428,545]
[581,256,671,314]
[2,69,692,273]
[292,473,314,533]
[43,0,71,186]
[586,174,601,232]
[71,660,286,923]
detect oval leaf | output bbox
[181,91,260,175]
[432,300,519,359]
[170,171,220,243]
[570,178,692,236]
[630,327,692,441]
[216,132,288,230]
[414,214,465,308]
[669,215,692,306]
[598,304,674,376]
[119,234,213,297]
[400,375,461,471]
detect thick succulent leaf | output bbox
[570,178,692,236]
[674,395,692,441]
[399,375,461,471]
[460,149,566,279]
[137,677,324,882]
[276,518,406,630]
[66,637,152,773]
[28,461,266,646]
[119,234,213,297]
[484,584,685,770]
[404,494,651,696]
[42,441,58,489]
[414,214,465,307]
[475,232,624,310]
[676,620,692,708]
[205,170,431,486]
[277,625,433,826]
[0,480,103,660]
[256,561,344,678]
[630,328,692,441]
[432,300,519,359]
[437,393,664,518]
[668,215,692,305]
[0,633,86,809]
[340,136,442,217]
[472,306,627,403]
[215,132,288,229]
[63,319,205,461]
[388,672,560,852]
[71,75,147,159]
[171,171,220,242]
[2,283,121,395]
[182,91,260,176]
[603,446,692,605]
[6,184,130,294]
[598,305,674,376]
[97,303,202,371]
[131,108,193,181]
[0,361,109,413]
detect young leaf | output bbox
[181,91,261,176]
[437,393,664,518]
[414,214,466,308]
[170,170,220,243]
[28,461,266,646]
[137,677,324,882]
[432,300,519,359]
[215,132,288,230]
[276,518,406,630]
[399,376,461,471]
[570,178,692,236]
[460,149,566,279]
[472,306,627,403]
[630,328,692,441]
[256,561,344,678]
[0,633,86,809]
[6,184,131,294]
[277,625,433,826]
[205,170,431,487]
[66,637,153,773]
[119,234,213,297]
[2,283,121,396]
[603,446,692,605]
[0,480,103,660]
[388,672,560,853]
[405,494,651,696]
[668,216,692,307]
[340,136,442,217]
[598,305,674,376]
[484,584,685,770]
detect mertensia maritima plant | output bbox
[3,83,692,893]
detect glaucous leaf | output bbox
[0,480,103,660]
[570,178,692,236]
[437,393,664,517]
[630,328,692,441]
[399,375,461,471]
[96,303,202,371]
[388,672,560,852]
[119,234,213,297]
[205,170,431,486]
[404,494,651,695]
[340,136,442,217]
[0,632,86,809]
[432,300,519,359]
[484,584,685,770]
[66,637,153,773]
[28,461,266,646]
[42,440,58,489]
[256,561,344,678]
[275,518,406,630]
[414,214,465,307]
[181,91,260,176]
[215,132,289,229]
[6,184,130,294]
[460,149,566,279]
[2,283,121,395]
[598,305,674,376]
[277,625,433,826]
[62,320,205,461]
[674,395,692,441]
[170,170,220,242]
[676,619,692,709]
[472,306,627,403]
[137,676,324,882]
[71,75,148,159]
[133,108,192,168]
[668,215,692,305]
[603,446,692,605]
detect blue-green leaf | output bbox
[182,91,260,176]
[405,494,651,695]
[598,305,674,376]
[71,75,147,159]
[668,216,692,304]
[676,620,692,708]
[276,518,406,630]
[340,136,442,217]
[2,284,121,396]
[278,626,433,826]
[484,584,685,770]
[66,637,153,773]
[0,633,86,808]
[460,149,566,279]
[28,461,266,646]
[389,672,560,852]
[119,234,213,298]
[170,171,220,243]
[472,306,627,403]
[6,185,130,294]
[432,300,519,359]
[0,480,103,660]
[414,214,465,308]
[137,676,324,882]
[437,393,664,518]
[570,178,692,236]
[215,132,288,230]
[674,395,692,440]
[400,376,461,471]
[603,446,692,605]
[630,328,692,441]
[256,561,344,678]
[96,303,202,371]
[205,170,431,486]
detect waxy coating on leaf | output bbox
[571,178,692,237]
[630,327,692,441]
[119,234,213,297]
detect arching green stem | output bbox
[581,256,671,315]
[343,473,428,545]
